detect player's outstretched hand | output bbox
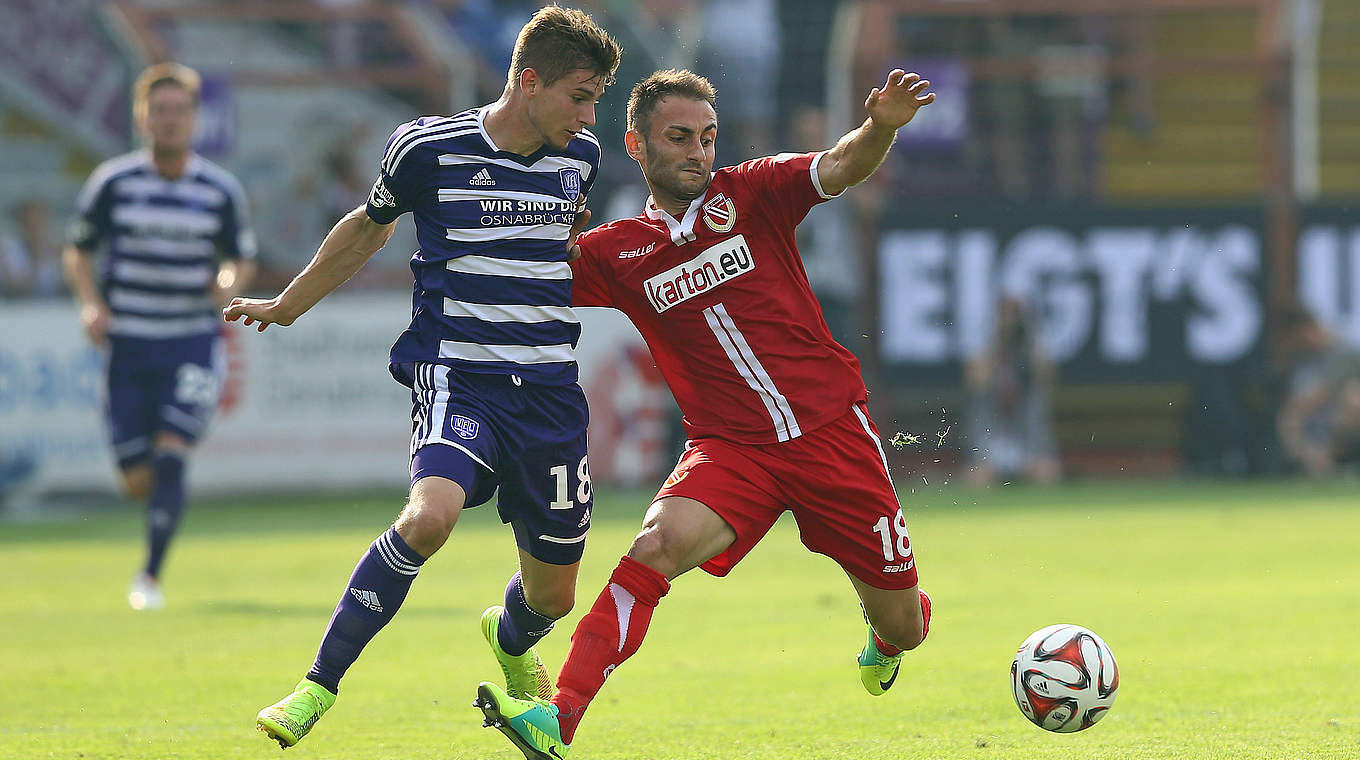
[223,297,293,332]
[566,207,591,262]
[865,69,935,130]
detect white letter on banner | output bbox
[1298,226,1340,324]
[1188,225,1261,362]
[1089,228,1156,362]
[955,229,995,360]
[1000,227,1092,362]
[880,230,950,361]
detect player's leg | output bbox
[482,551,578,702]
[104,339,163,609]
[850,577,932,696]
[256,475,465,748]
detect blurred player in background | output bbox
[1277,305,1360,476]
[62,62,257,612]
[223,5,621,749]
[475,68,935,759]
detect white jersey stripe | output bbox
[438,188,575,205]
[445,255,572,280]
[383,116,476,169]
[386,125,480,175]
[703,303,801,442]
[851,403,896,488]
[446,223,570,243]
[438,340,574,365]
[112,260,214,288]
[112,204,223,236]
[443,298,579,324]
[112,235,215,259]
[108,288,213,314]
[438,152,592,178]
[114,176,227,205]
[108,314,219,338]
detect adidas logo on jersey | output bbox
[349,588,383,612]
[468,168,496,186]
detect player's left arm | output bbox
[816,69,935,197]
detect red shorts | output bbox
[655,401,919,590]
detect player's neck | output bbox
[650,191,692,221]
[150,146,190,180]
[483,97,544,157]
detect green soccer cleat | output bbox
[255,678,337,748]
[474,681,570,760]
[858,626,907,696]
[482,605,554,700]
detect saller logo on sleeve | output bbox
[643,235,754,313]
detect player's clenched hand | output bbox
[566,207,591,262]
[223,297,293,332]
[865,69,935,130]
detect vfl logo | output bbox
[643,234,754,313]
[559,168,582,202]
[452,415,479,440]
[369,177,396,208]
[702,193,736,233]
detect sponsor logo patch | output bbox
[468,168,496,186]
[643,234,754,313]
[369,177,396,208]
[618,242,656,259]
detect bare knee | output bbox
[523,585,574,620]
[626,524,682,578]
[394,501,457,557]
[875,618,926,652]
[119,466,153,501]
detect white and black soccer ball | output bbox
[1010,624,1119,733]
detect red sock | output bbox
[551,556,670,743]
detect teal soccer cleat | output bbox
[474,681,570,760]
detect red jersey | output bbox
[572,152,867,444]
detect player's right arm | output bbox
[64,163,115,345]
[224,205,394,331]
[62,243,108,345]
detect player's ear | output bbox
[624,130,644,162]
[519,67,540,96]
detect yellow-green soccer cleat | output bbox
[858,626,907,696]
[482,605,553,700]
[474,681,570,760]
[255,678,337,748]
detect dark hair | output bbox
[509,4,621,88]
[133,62,201,121]
[627,69,717,133]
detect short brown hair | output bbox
[509,5,621,88]
[626,69,717,133]
[133,62,201,120]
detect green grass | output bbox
[3,480,1359,759]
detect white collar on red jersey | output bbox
[644,192,707,246]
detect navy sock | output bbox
[145,450,186,578]
[497,571,557,657]
[306,527,425,694]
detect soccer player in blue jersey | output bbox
[62,62,257,612]
[224,5,621,749]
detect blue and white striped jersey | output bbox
[71,150,256,339]
[366,107,599,387]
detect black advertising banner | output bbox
[877,204,1270,383]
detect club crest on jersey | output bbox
[559,168,582,202]
[451,416,479,440]
[702,193,736,233]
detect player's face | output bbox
[527,68,607,151]
[633,97,717,204]
[140,84,197,155]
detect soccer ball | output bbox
[1010,624,1118,733]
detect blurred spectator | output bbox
[697,0,779,162]
[1276,306,1360,477]
[964,296,1061,485]
[1,198,65,299]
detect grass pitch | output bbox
[3,480,1358,759]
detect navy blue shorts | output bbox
[403,363,592,565]
[104,333,223,468]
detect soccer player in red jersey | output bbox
[475,68,935,759]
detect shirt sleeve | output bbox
[733,151,841,231]
[569,227,615,308]
[366,120,427,224]
[68,165,115,253]
[216,173,258,260]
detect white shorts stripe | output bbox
[408,363,495,471]
[851,403,895,488]
[703,303,801,442]
[538,532,589,545]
